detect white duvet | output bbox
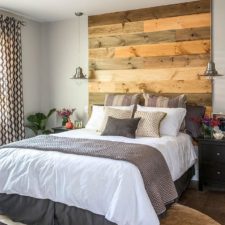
[0,129,196,225]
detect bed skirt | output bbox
[0,166,195,225]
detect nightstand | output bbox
[198,138,225,191]
[52,127,72,134]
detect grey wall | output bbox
[213,0,225,113]
[39,16,88,126]
[21,20,41,116]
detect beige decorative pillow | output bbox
[100,108,133,132]
[134,111,167,137]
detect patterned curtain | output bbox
[0,15,25,145]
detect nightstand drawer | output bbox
[203,164,225,182]
[201,144,225,163]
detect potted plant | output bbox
[26,108,56,135]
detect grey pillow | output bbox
[101,116,141,139]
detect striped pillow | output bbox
[143,94,187,108]
[104,94,141,106]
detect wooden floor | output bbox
[179,187,225,225]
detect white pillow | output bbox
[85,105,105,131]
[86,105,134,131]
[137,105,186,137]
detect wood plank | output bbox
[89,21,144,38]
[89,13,210,38]
[176,27,210,42]
[89,80,212,94]
[89,93,212,107]
[89,0,210,27]
[89,30,175,48]
[90,67,206,82]
[89,27,210,49]
[89,40,210,59]
[144,13,210,33]
[114,40,210,58]
[205,106,213,116]
[89,54,210,70]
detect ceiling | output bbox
[0,0,197,22]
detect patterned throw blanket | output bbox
[2,135,178,215]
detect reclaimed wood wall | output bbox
[88,0,212,112]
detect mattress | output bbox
[0,129,196,225]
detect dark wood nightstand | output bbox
[198,138,225,191]
[52,127,72,133]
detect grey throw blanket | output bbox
[2,135,178,215]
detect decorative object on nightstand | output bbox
[198,138,225,191]
[213,132,224,140]
[213,113,225,132]
[56,108,75,126]
[74,121,83,129]
[200,115,220,139]
[65,118,74,129]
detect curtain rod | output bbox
[0,8,26,26]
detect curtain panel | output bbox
[0,15,25,145]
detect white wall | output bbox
[21,20,41,117]
[213,0,225,113]
[40,16,88,126]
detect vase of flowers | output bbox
[57,108,75,126]
[201,116,220,139]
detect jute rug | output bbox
[0,204,221,225]
[161,204,221,225]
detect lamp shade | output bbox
[203,61,223,77]
[70,67,87,79]
[200,0,223,79]
[70,12,87,80]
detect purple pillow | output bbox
[185,105,205,138]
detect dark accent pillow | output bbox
[185,105,206,138]
[101,116,141,139]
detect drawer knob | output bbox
[217,171,221,175]
[216,152,221,156]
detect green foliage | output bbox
[26,109,56,135]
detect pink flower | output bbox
[57,108,75,118]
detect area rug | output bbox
[0,203,221,225]
[0,215,24,225]
[161,203,221,225]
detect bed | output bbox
[0,128,196,225]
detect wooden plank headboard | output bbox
[88,0,212,114]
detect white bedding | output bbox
[0,129,196,225]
